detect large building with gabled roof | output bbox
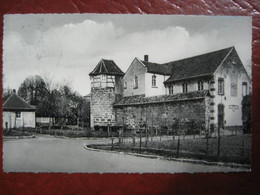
[3,91,36,129]
[89,47,251,133]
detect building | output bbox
[89,59,124,129]
[3,91,36,129]
[90,47,251,133]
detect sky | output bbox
[3,14,252,96]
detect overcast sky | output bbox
[3,14,252,96]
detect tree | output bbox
[17,75,91,128]
[18,75,49,116]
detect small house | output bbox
[3,91,36,129]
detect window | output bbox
[101,74,106,82]
[242,82,248,96]
[230,83,237,97]
[152,75,157,87]
[182,83,188,93]
[218,78,224,95]
[93,76,100,82]
[169,85,174,94]
[16,112,21,119]
[133,75,138,88]
[124,82,127,89]
[198,81,204,91]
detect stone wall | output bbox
[90,87,116,128]
[115,98,210,134]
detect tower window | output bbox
[152,75,157,87]
[218,78,224,95]
[169,85,174,94]
[182,83,188,93]
[198,81,204,91]
[101,75,106,82]
[134,75,138,89]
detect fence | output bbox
[110,133,251,165]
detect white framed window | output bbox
[152,75,157,87]
[242,82,248,96]
[16,112,21,119]
[169,85,174,95]
[198,81,204,91]
[133,75,138,89]
[101,74,106,82]
[93,76,100,82]
[182,83,188,93]
[218,78,224,95]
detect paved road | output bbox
[3,135,246,173]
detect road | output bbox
[3,135,246,173]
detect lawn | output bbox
[145,134,251,164]
[90,134,251,165]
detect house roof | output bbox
[89,59,125,76]
[3,93,36,111]
[164,47,234,84]
[114,90,210,107]
[141,61,172,75]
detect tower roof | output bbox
[89,59,124,76]
[3,93,36,111]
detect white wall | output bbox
[123,58,147,97]
[3,112,16,129]
[22,112,36,128]
[145,73,169,96]
[3,111,35,129]
[212,72,250,127]
[166,79,210,95]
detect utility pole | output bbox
[217,119,221,160]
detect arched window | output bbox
[133,75,138,88]
[152,75,157,87]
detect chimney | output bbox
[144,55,149,62]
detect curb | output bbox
[3,135,36,140]
[84,145,250,170]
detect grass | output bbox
[3,129,32,137]
[89,134,251,165]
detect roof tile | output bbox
[89,59,124,76]
[3,93,36,111]
[114,90,210,106]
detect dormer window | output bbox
[133,75,138,89]
[198,81,204,91]
[169,85,174,95]
[182,83,188,93]
[152,75,157,87]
